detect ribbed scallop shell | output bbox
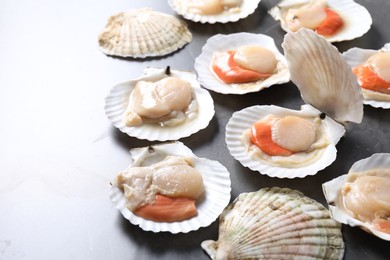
[110,142,231,233]
[323,153,390,241]
[269,0,372,42]
[202,187,344,259]
[195,32,290,95]
[98,8,192,58]
[168,0,261,24]
[282,28,363,124]
[343,43,390,109]
[104,67,214,141]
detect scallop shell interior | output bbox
[202,187,344,259]
[195,32,290,95]
[98,8,192,58]
[168,0,261,24]
[269,0,372,42]
[343,43,390,109]
[110,142,231,233]
[323,153,390,241]
[225,104,345,178]
[104,67,214,141]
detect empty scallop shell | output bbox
[343,43,390,109]
[110,142,231,233]
[168,0,261,24]
[195,32,290,95]
[104,67,214,141]
[202,187,344,259]
[98,8,192,58]
[269,0,372,42]
[323,153,390,241]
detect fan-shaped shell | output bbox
[195,32,290,95]
[343,43,390,109]
[202,187,344,259]
[104,67,214,141]
[98,8,192,58]
[269,0,372,43]
[282,28,363,124]
[168,0,261,24]
[110,142,231,233]
[323,153,390,241]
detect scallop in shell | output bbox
[168,0,261,24]
[225,28,363,178]
[110,142,231,233]
[323,153,390,241]
[343,43,390,109]
[269,0,372,42]
[195,32,290,95]
[201,187,345,259]
[98,8,192,58]
[104,67,214,141]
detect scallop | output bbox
[202,187,345,259]
[105,67,214,141]
[168,0,261,24]
[110,142,231,233]
[195,32,290,95]
[98,8,192,58]
[343,43,390,109]
[269,0,372,42]
[323,153,390,241]
[226,28,363,178]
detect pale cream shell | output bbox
[322,153,390,241]
[202,187,344,259]
[225,104,345,178]
[269,0,372,42]
[194,32,290,95]
[98,8,192,58]
[104,67,214,141]
[168,0,261,24]
[343,43,390,109]
[110,142,231,233]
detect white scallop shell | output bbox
[269,0,372,42]
[98,8,192,58]
[104,67,215,141]
[343,43,390,109]
[202,187,344,259]
[110,142,231,233]
[194,32,290,95]
[323,153,390,241]
[225,104,345,178]
[168,0,261,24]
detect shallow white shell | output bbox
[269,0,372,42]
[282,28,364,124]
[98,8,192,58]
[168,0,261,24]
[225,104,345,178]
[104,67,215,141]
[202,187,344,259]
[110,142,231,233]
[343,43,390,109]
[323,153,390,241]
[195,32,290,95]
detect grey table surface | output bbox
[1,0,390,259]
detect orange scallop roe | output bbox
[353,65,390,94]
[316,8,344,37]
[373,218,390,234]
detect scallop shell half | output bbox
[168,0,261,24]
[343,43,390,109]
[194,32,290,95]
[323,153,390,241]
[98,8,192,58]
[110,142,231,233]
[104,67,214,141]
[201,187,344,259]
[269,0,372,42]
